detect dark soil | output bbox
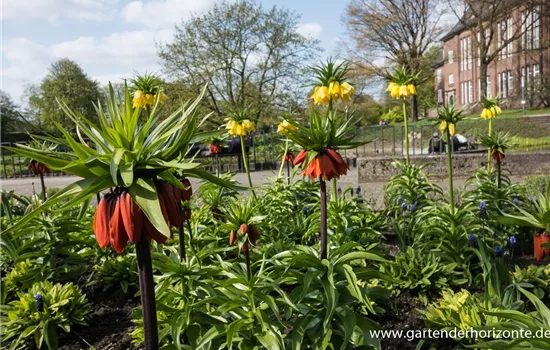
[58,288,140,350]
[377,292,425,350]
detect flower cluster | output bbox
[439,121,456,136]
[93,179,192,253]
[28,160,48,176]
[209,142,222,154]
[480,106,502,119]
[386,82,416,99]
[534,231,550,261]
[277,120,297,133]
[133,90,167,109]
[226,119,255,136]
[386,66,418,99]
[293,148,348,181]
[229,223,260,251]
[436,104,464,137]
[311,81,355,104]
[130,72,167,109]
[284,152,295,163]
[480,97,502,119]
[310,59,355,105]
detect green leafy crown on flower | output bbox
[436,103,465,124]
[310,58,350,86]
[224,107,256,123]
[387,66,420,85]
[481,96,501,109]
[282,109,368,163]
[130,71,164,95]
[479,132,516,153]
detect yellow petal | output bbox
[386,82,396,92]
[449,123,456,136]
[400,85,409,97]
[329,81,341,99]
[495,106,502,114]
[315,86,329,105]
[391,85,400,98]
[311,87,319,101]
[439,121,447,132]
[480,109,487,119]
[407,84,416,95]
[341,82,355,95]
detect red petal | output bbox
[293,149,307,166]
[110,196,129,254]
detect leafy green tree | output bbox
[0,91,23,140]
[28,59,101,134]
[158,0,320,125]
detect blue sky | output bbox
[1,0,349,105]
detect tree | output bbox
[344,0,446,121]
[29,59,101,134]
[1,91,23,140]
[447,0,549,102]
[158,0,320,125]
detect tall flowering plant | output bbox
[3,77,241,350]
[282,109,366,259]
[309,59,356,200]
[436,104,464,213]
[224,108,256,197]
[480,97,502,171]
[386,67,418,165]
[130,73,167,110]
[479,132,515,188]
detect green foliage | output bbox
[496,182,550,231]
[27,59,101,134]
[511,265,550,300]
[380,247,461,304]
[90,255,139,294]
[2,259,43,295]
[158,0,320,124]
[384,161,442,217]
[421,289,517,344]
[379,106,403,123]
[0,281,90,350]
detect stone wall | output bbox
[358,151,550,183]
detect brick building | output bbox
[434,4,550,110]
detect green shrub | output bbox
[380,247,463,304]
[2,259,43,296]
[511,265,550,300]
[90,255,139,294]
[0,281,91,350]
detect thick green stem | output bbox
[240,136,256,199]
[403,101,410,165]
[487,119,493,172]
[320,179,328,260]
[497,158,501,189]
[278,140,289,178]
[178,210,186,262]
[446,129,455,212]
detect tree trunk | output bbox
[411,95,419,122]
[479,63,488,101]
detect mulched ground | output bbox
[58,288,140,350]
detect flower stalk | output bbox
[136,237,159,350]
[320,178,328,260]
[446,128,455,213]
[240,135,256,199]
[402,101,410,165]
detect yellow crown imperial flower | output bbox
[328,81,341,99]
[133,90,145,108]
[390,84,400,99]
[406,84,416,96]
[145,94,154,106]
[386,82,396,92]
[312,86,330,105]
[399,85,409,97]
[449,123,456,136]
[155,92,168,104]
[340,82,355,101]
[242,119,256,133]
[439,121,447,133]
[278,120,297,133]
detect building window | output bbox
[460,36,472,71]
[522,6,541,50]
[449,74,454,85]
[478,77,492,100]
[487,77,491,97]
[498,71,513,98]
[448,50,454,64]
[468,81,473,103]
[438,89,443,103]
[437,69,442,83]
[498,18,512,59]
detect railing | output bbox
[0,124,445,179]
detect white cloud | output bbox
[296,23,323,39]
[1,0,115,22]
[1,29,173,104]
[121,0,217,29]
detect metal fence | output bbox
[0,124,444,179]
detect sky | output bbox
[1,0,350,106]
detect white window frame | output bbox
[507,71,513,95]
[449,74,454,85]
[448,50,454,64]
